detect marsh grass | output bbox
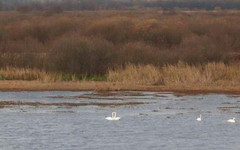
[108,64,163,85]
[108,62,240,86]
[0,63,238,87]
[0,67,106,82]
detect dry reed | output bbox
[107,62,240,87]
[0,67,77,82]
[108,64,163,85]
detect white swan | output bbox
[197,114,202,121]
[227,117,236,123]
[105,112,120,121]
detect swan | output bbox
[105,112,120,121]
[227,117,236,123]
[197,114,202,121]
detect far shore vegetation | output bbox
[0,10,239,92]
[0,62,239,93]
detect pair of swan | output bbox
[105,112,120,121]
[197,114,236,123]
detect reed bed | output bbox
[1,63,239,87]
[108,64,163,85]
[0,67,77,82]
[108,62,240,86]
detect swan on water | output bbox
[227,117,236,123]
[105,112,120,121]
[197,114,202,121]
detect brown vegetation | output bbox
[0,67,78,81]
[0,10,239,94]
[108,62,240,87]
[0,10,239,76]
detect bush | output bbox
[48,35,114,75]
[0,11,239,76]
[87,17,134,43]
[116,42,158,66]
[134,18,188,48]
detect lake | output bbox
[0,91,239,150]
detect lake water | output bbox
[0,91,239,150]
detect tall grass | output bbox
[108,64,163,85]
[0,67,73,82]
[0,63,239,86]
[108,62,240,86]
[0,67,101,82]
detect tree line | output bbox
[0,0,240,11]
[0,11,239,75]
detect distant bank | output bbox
[0,62,239,94]
[0,81,239,95]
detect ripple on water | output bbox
[0,91,239,150]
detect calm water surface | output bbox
[0,91,239,150]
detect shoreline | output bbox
[0,81,239,95]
